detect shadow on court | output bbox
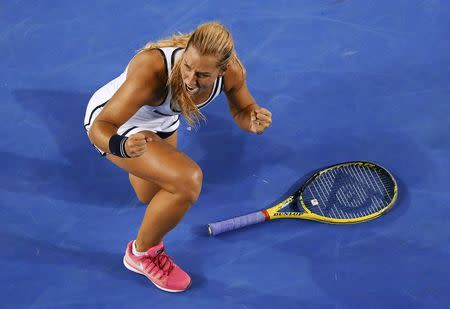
[0,230,126,280]
[6,89,134,207]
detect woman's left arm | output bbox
[223,59,272,134]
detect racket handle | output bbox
[208,212,267,236]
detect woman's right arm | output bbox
[88,50,166,156]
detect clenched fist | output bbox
[249,107,272,135]
[125,133,152,158]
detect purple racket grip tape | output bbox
[208,212,266,235]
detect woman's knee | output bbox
[133,162,203,205]
[175,163,203,204]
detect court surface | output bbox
[1,1,449,308]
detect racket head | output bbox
[296,161,397,224]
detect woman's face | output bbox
[180,47,223,97]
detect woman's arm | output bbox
[88,50,167,156]
[223,58,272,134]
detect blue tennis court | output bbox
[1,1,449,308]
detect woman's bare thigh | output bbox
[107,131,183,204]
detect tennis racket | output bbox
[208,161,398,236]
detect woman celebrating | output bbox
[84,22,272,292]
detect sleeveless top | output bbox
[84,47,224,135]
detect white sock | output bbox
[132,240,146,256]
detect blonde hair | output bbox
[141,22,243,125]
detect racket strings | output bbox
[302,165,395,219]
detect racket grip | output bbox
[208,212,266,236]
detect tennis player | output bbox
[84,22,272,292]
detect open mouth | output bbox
[185,83,199,95]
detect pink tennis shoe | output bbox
[123,240,191,292]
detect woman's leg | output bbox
[107,130,202,251]
[128,132,178,204]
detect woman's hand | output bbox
[125,133,152,158]
[249,106,272,134]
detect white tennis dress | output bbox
[84,47,223,154]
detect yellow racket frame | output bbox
[265,162,398,224]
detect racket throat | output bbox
[262,210,270,221]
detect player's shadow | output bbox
[8,89,135,207]
[0,231,133,285]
